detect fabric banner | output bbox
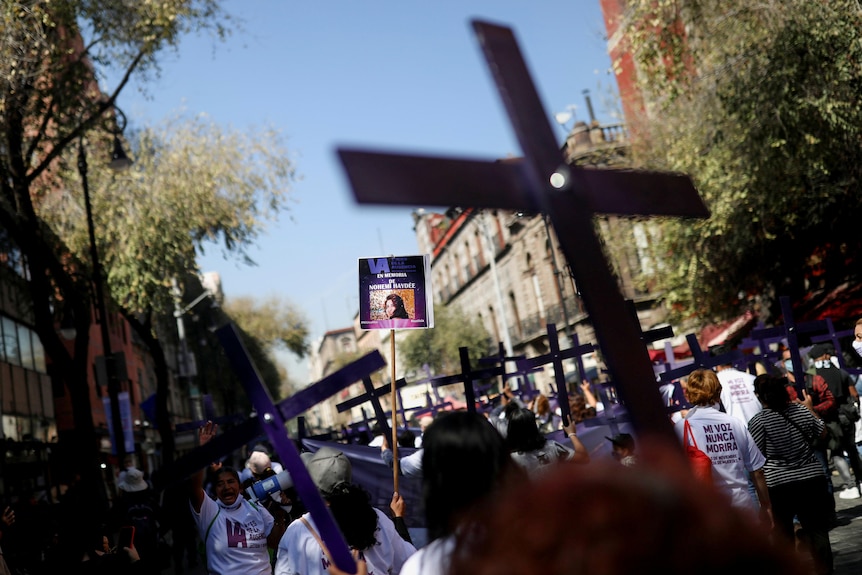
[104,391,135,455]
[300,411,633,528]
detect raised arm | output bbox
[190,421,218,513]
[563,420,590,464]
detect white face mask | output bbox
[853,340,862,356]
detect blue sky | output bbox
[108,0,617,381]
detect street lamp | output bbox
[76,105,132,465]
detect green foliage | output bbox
[399,304,493,375]
[222,294,310,359]
[623,0,862,321]
[42,113,298,318]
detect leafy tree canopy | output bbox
[41,113,297,318]
[400,304,493,376]
[222,294,309,360]
[622,0,862,322]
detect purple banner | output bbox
[359,255,434,330]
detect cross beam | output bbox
[658,333,744,383]
[516,324,594,425]
[749,297,829,396]
[337,21,707,455]
[410,347,503,413]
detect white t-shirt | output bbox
[275,508,415,575]
[398,536,454,575]
[191,495,274,575]
[675,404,766,510]
[717,368,762,425]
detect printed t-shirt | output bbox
[675,404,766,510]
[191,495,274,575]
[398,536,454,575]
[717,368,762,425]
[510,439,573,476]
[275,508,415,575]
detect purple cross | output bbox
[411,347,503,413]
[811,318,862,376]
[337,21,707,452]
[214,323,382,574]
[658,333,745,384]
[749,297,831,396]
[336,377,409,440]
[516,324,594,425]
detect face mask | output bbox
[783,359,793,372]
[853,340,862,356]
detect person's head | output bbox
[683,369,721,406]
[305,446,352,497]
[448,449,804,575]
[327,483,378,551]
[534,394,550,416]
[607,433,636,460]
[808,343,832,362]
[854,319,862,354]
[397,428,416,448]
[419,415,434,433]
[213,467,242,506]
[118,468,148,494]
[753,374,791,410]
[421,411,516,542]
[246,451,274,480]
[504,408,547,453]
[384,293,409,319]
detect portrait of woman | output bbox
[385,293,410,319]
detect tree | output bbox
[621,0,862,323]
[399,304,493,376]
[221,294,310,400]
[0,1,231,492]
[40,113,299,460]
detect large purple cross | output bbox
[214,323,376,574]
[337,21,707,453]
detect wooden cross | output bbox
[811,318,862,375]
[627,299,674,345]
[478,342,536,398]
[748,297,829,396]
[156,324,385,574]
[657,333,744,384]
[737,321,785,373]
[336,377,409,441]
[516,324,594,425]
[411,347,503,413]
[337,21,707,452]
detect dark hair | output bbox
[215,466,241,482]
[753,374,790,411]
[421,411,514,542]
[397,429,416,448]
[504,408,547,453]
[449,450,806,575]
[327,483,378,550]
[385,293,409,319]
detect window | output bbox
[18,324,34,370]
[2,317,19,366]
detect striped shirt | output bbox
[747,403,825,487]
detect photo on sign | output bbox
[358,255,434,330]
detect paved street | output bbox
[831,475,862,575]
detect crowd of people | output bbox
[3,329,860,575]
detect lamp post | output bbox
[76,106,132,465]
